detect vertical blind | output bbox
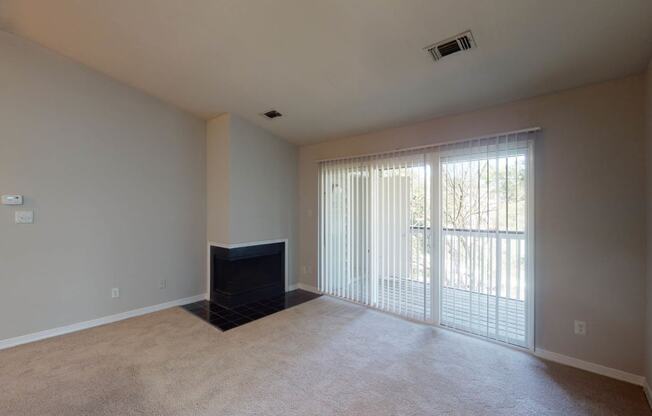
[319,152,430,320]
[319,129,536,348]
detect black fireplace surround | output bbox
[210,242,285,307]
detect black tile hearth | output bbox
[181,289,321,331]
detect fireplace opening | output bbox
[210,242,285,307]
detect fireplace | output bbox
[210,242,285,307]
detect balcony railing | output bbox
[397,225,527,342]
[439,226,527,343]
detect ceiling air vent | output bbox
[263,109,282,119]
[424,30,476,62]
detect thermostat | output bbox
[2,195,23,205]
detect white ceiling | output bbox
[1,0,651,144]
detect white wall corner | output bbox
[0,294,207,351]
[534,348,645,386]
[297,283,321,294]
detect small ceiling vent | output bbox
[424,30,476,62]
[263,109,282,119]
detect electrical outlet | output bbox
[301,265,307,274]
[15,210,34,224]
[159,279,166,289]
[574,320,586,336]
[111,288,120,298]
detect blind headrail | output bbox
[316,126,540,163]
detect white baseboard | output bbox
[310,291,647,390]
[296,283,320,294]
[534,348,645,386]
[0,293,207,351]
[5,289,648,403]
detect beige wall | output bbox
[298,75,647,375]
[206,114,231,244]
[229,115,298,249]
[206,113,298,284]
[0,31,207,341]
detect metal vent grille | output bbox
[263,110,282,119]
[425,31,476,61]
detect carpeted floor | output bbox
[0,296,649,415]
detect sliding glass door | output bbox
[319,154,430,320]
[438,135,533,347]
[319,131,535,348]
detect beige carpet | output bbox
[0,296,649,416]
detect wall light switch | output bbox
[2,195,23,205]
[15,210,33,224]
